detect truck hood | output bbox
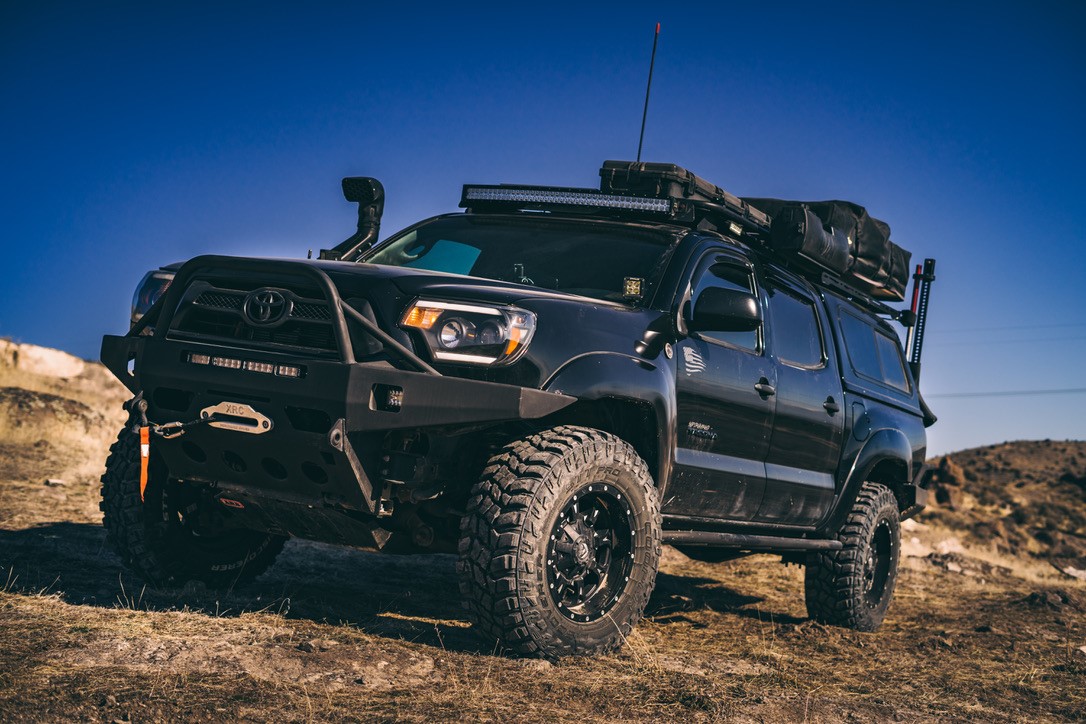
[319,261,663,386]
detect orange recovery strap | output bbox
[139,426,150,502]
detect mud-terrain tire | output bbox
[805,482,900,631]
[100,425,286,589]
[457,425,661,659]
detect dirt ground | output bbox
[0,345,1083,722]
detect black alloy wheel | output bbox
[546,484,634,623]
[863,518,894,608]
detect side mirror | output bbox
[690,287,761,332]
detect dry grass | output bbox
[2,546,1082,723]
[0,351,1083,722]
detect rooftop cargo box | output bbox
[599,161,770,230]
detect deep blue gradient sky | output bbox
[2,2,1083,454]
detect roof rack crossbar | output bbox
[818,272,903,321]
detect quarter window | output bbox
[839,311,911,393]
[875,332,910,391]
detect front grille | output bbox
[194,291,243,311]
[291,302,333,321]
[169,282,340,357]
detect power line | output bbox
[929,322,1086,335]
[927,387,1086,399]
[936,335,1086,347]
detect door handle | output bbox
[754,378,776,397]
[823,397,840,414]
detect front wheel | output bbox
[804,482,900,631]
[457,426,661,658]
[99,425,286,589]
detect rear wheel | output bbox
[457,425,661,658]
[804,482,900,631]
[100,425,286,589]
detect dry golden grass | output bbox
[0,350,1083,722]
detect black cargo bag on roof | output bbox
[744,198,912,301]
[759,204,853,275]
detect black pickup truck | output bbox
[99,161,936,659]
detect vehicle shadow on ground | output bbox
[0,522,804,655]
[647,571,807,626]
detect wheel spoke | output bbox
[544,484,636,622]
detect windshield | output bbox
[361,215,675,305]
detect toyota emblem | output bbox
[243,289,290,325]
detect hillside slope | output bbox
[0,343,1083,722]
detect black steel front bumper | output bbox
[101,256,575,537]
[102,333,573,515]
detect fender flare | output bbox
[543,352,676,487]
[817,427,912,535]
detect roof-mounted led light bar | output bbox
[460,185,673,215]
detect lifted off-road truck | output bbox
[100,161,937,659]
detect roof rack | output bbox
[816,270,910,323]
[459,181,771,241]
[460,161,930,321]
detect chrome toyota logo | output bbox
[243,289,289,325]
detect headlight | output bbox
[131,270,175,331]
[400,299,536,366]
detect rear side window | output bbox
[768,286,824,368]
[839,312,911,393]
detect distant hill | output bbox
[925,440,1086,577]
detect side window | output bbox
[690,258,759,352]
[875,332,910,392]
[767,285,824,368]
[839,311,911,393]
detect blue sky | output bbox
[2,1,1083,454]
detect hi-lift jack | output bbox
[906,258,937,383]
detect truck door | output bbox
[665,252,776,520]
[756,278,844,525]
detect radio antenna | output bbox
[636,22,660,163]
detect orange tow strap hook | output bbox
[139,426,150,502]
[218,497,245,510]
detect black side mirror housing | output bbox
[690,287,761,332]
